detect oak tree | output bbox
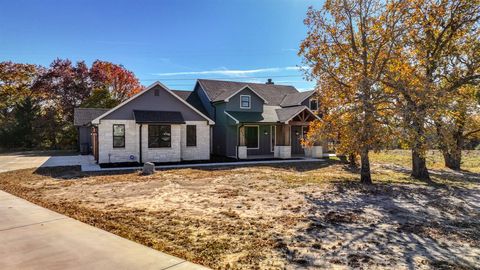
[300,0,405,183]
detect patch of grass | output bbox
[370,149,480,172]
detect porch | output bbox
[232,107,324,160]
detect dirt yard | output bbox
[1,151,479,269]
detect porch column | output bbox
[237,125,247,159]
[274,124,291,159]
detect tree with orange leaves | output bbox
[299,0,405,184]
[90,60,143,102]
[383,0,480,177]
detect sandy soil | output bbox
[0,156,479,269]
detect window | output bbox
[186,125,196,147]
[245,126,259,149]
[240,95,251,109]
[113,124,125,148]
[148,125,171,148]
[310,99,318,110]
[154,89,160,96]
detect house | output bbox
[74,78,324,165]
[192,79,323,159]
[73,108,109,154]
[88,82,214,164]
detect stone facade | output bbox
[98,120,139,164]
[180,121,210,161]
[237,146,247,159]
[274,146,292,159]
[141,124,181,163]
[98,120,210,164]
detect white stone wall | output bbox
[274,146,292,159]
[98,120,139,164]
[180,121,210,161]
[142,124,181,163]
[98,120,211,164]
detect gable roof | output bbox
[92,82,214,125]
[171,90,209,116]
[220,85,268,104]
[276,105,320,123]
[197,79,299,105]
[280,90,316,107]
[74,108,109,126]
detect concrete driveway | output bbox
[0,190,209,270]
[0,152,99,172]
[0,152,50,173]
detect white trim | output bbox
[239,95,251,109]
[285,106,321,124]
[224,85,269,104]
[92,81,215,125]
[224,111,239,124]
[309,98,318,111]
[244,125,260,150]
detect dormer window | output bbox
[310,99,318,111]
[240,95,251,109]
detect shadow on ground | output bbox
[279,181,480,269]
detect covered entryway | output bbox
[291,126,303,155]
[291,125,309,155]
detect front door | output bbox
[291,126,304,155]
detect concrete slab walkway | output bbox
[0,190,209,270]
[82,157,327,172]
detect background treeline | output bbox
[0,59,142,150]
[300,0,480,182]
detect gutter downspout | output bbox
[139,124,143,164]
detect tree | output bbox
[435,85,480,169]
[32,59,92,147]
[0,62,43,148]
[90,60,142,102]
[299,0,405,183]
[384,0,480,177]
[33,59,91,123]
[80,87,119,109]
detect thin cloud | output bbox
[152,66,303,77]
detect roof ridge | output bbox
[198,78,296,88]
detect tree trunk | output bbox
[443,150,461,170]
[360,148,372,184]
[410,106,430,180]
[348,153,357,168]
[435,114,465,171]
[411,148,430,180]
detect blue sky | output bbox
[0,0,321,91]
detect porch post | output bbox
[237,125,247,159]
[274,124,291,159]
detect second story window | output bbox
[310,99,318,111]
[240,95,251,109]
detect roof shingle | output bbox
[198,79,299,105]
[74,108,110,126]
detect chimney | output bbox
[266,78,274,85]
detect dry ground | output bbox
[0,150,479,269]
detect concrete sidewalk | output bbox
[0,190,209,270]
[82,157,327,172]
